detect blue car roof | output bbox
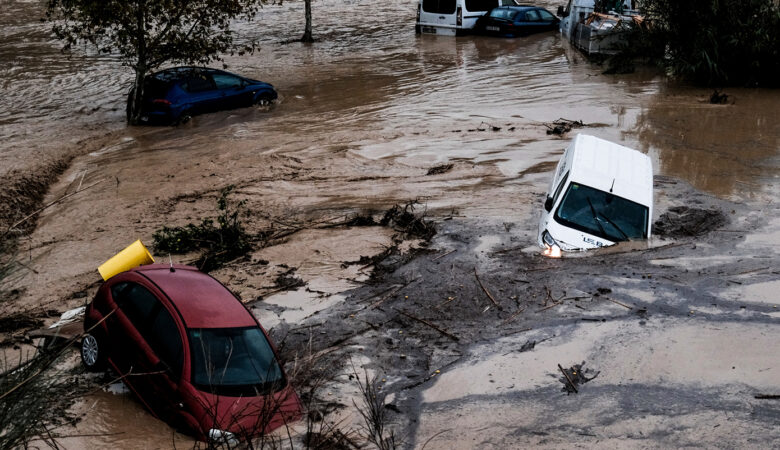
[494,5,539,11]
[150,66,238,82]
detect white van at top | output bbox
[537,134,653,256]
[416,0,519,36]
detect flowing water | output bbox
[2,0,779,446]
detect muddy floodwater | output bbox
[1,0,779,447]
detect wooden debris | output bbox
[395,308,459,342]
[474,267,500,309]
[2,179,105,238]
[503,327,532,336]
[537,302,562,312]
[501,307,526,325]
[558,364,578,393]
[369,277,421,309]
[433,249,457,261]
[603,297,633,310]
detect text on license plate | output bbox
[486,26,500,31]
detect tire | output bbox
[81,333,106,372]
[175,110,192,126]
[254,93,274,107]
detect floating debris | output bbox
[426,164,454,176]
[558,361,600,394]
[545,118,584,136]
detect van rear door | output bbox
[419,0,458,35]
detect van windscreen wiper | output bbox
[598,211,630,241]
[586,196,607,237]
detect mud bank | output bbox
[267,177,779,448]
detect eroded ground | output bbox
[1,0,779,447]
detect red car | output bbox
[80,264,301,443]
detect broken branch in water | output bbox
[474,267,500,309]
[501,307,526,325]
[603,297,633,310]
[536,302,561,312]
[558,363,578,393]
[2,179,105,238]
[369,277,421,309]
[395,308,459,342]
[433,249,456,261]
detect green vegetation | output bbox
[153,186,252,272]
[0,339,90,449]
[46,0,265,124]
[622,0,780,86]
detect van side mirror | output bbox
[544,196,553,212]
[557,6,566,17]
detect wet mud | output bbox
[1,0,779,447]
[654,205,727,238]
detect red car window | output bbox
[148,306,184,379]
[113,281,184,378]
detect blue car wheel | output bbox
[254,92,274,106]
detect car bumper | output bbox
[137,110,176,125]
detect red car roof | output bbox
[133,265,256,329]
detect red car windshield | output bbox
[189,327,285,396]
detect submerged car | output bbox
[128,66,278,125]
[474,6,560,37]
[538,134,653,255]
[415,0,519,36]
[81,264,301,442]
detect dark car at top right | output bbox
[474,5,560,37]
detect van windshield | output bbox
[466,0,498,11]
[554,182,648,242]
[189,327,285,396]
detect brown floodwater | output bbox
[2,0,779,447]
[2,0,778,200]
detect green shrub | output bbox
[153,186,251,271]
[619,0,780,86]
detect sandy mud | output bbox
[1,0,779,447]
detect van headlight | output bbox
[542,231,562,258]
[209,429,239,446]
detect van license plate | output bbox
[422,26,437,34]
[486,26,500,31]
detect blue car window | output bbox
[525,10,540,21]
[183,75,215,93]
[213,73,243,90]
[539,9,555,21]
[489,8,512,19]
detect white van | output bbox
[416,0,519,36]
[537,134,652,256]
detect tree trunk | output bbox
[129,4,147,125]
[301,0,313,42]
[128,66,146,125]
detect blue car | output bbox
[128,67,278,125]
[474,6,560,37]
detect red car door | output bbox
[109,281,185,420]
[107,282,158,378]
